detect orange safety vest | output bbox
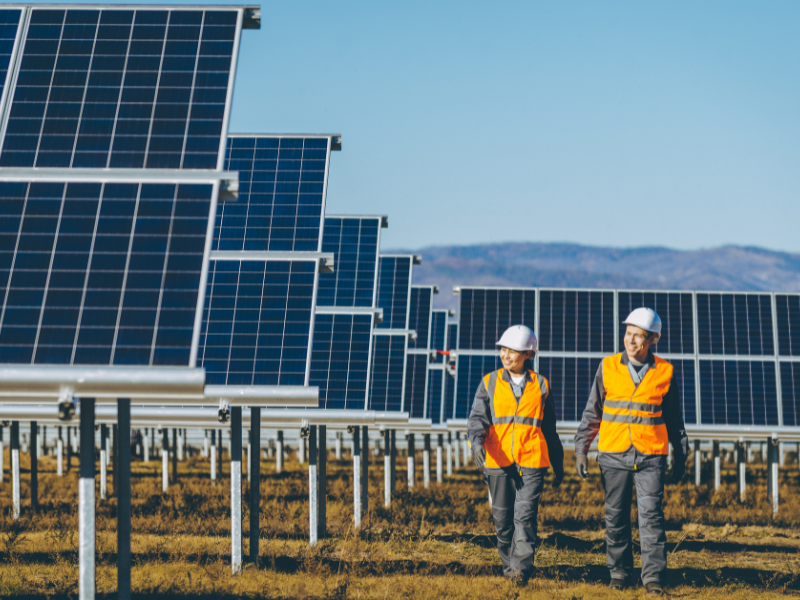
[598,353,672,456]
[483,369,550,469]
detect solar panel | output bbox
[442,322,457,420]
[0,7,246,169]
[374,255,412,330]
[317,216,381,308]
[696,293,774,356]
[779,361,800,426]
[775,294,800,356]
[215,135,335,252]
[537,356,602,422]
[699,359,778,425]
[430,310,447,362]
[0,178,215,367]
[197,258,316,385]
[309,312,372,409]
[407,286,433,350]
[0,9,20,98]
[454,354,501,419]
[426,367,443,424]
[368,333,406,412]
[457,287,536,351]
[404,353,428,418]
[617,291,694,354]
[538,289,614,353]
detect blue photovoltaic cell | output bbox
[617,291,694,355]
[404,353,428,418]
[454,354,502,419]
[457,288,535,351]
[538,290,614,353]
[317,216,379,307]
[537,357,602,422]
[309,313,371,409]
[426,368,443,424]
[780,361,800,426]
[375,256,411,330]
[429,310,446,363]
[0,181,211,366]
[0,10,20,93]
[666,358,697,425]
[696,293,774,356]
[216,137,329,252]
[775,294,800,356]
[699,360,778,426]
[1,8,238,169]
[407,287,432,350]
[368,334,406,412]
[443,365,455,421]
[197,259,315,386]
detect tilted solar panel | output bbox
[457,287,535,351]
[426,368,443,424]
[537,356,602,422]
[442,322,457,420]
[0,179,213,366]
[0,9,20,97]
[0,7,244,169]
[310,312,372,409]
[696,293,774,356]
[429,309,447,363]
[699,359,779,426]
[538,289,614,353]
[617,291,694,355]
[779,361,800,427]
[317,216,380,308]
[368,333,406,412]
[404,352,428,418]
[775,294,800,356]
[454,354,501,419]
[197,258,315,386]
[375,255,412,330]
[407,286,432,350]
[216,136,332,252]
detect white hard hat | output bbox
[496,325,537,353]
[623,308,662,341]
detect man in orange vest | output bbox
[574,308,688,595]
[468,325,564,585]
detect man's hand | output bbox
[552,469,564,489]
[671,461,685,484]
[471,442,486,470]
[575,453,589,481]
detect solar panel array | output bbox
[451,287,800,428]
[426,309,449,424]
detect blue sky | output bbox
[49,1,800,252]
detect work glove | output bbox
[552,468,564,489]
[575,453,589,481]
[471,441,486,471]
[670,461,686,484]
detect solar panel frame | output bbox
[374,254,414,331]
[407,285,434,350]
[0,7,24,138]
[368,331,407,413]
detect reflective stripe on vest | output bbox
[598,353,672,455]
[483,369,550,469]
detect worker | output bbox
[574,308,688,595]
[468,325,564,585]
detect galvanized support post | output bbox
[454,432,461,469]
[0,425,4,483]
[231,407,243,574]
[117,399,131,600]
[142,427,149,464]
[171,428,178,484]
[100,425,108,500]
[713,441,721,491]
[246,429,251,483]
[203,429,209,458]
[462,437,469,467]
[390,429,397,492]
[737,440,746,502]
[150,428,155,462]
[218,429,224,478]
[57,426,63,477]
[318,425,327,539]
[250,409,261,564]
[30,421,38,509]
[436,434,443,483]
[361,425,369,519]
[309,424,318,546]
[177,429,184,462]
[299,432,306,464]
[770,437,779,515]
[694,440,701,487]
[447,431,452,477]
[11,421,19,519]
[353,426,361,528]
[384,430,391,507]
[423,434,431,489]
[407,432,415,488]
[276,430,284,473]
[79,399,95,600]
[335,431,342,460]
[111,424,118,496]
[66,425,72,473]
[210,429,217,484]
[161,428,169,492]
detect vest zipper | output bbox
[510,379,522,466]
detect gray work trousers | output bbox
[486,469,545,580]
[600,464,667,584]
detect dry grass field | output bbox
[0,443,799,599]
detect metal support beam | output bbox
[231,407,243,574]
[361,425,369,519]
[423,434,431,489]
[335,431,342,460]
[694,440,701,487]
[769,437,779,515]
[210,429,217,484]
[299,432,306,464]
[407,432,415,488]
[217,429,224,478]
[250,408,261,564]
[276,430,283,473]
[384,430,391,508]
[67,425,72,473]
[390,429,397,492]
[30,421,38,509]
[100,425,108,500]
[112,424,118,496]
[309,424,318,546]
[79,399,95,600]
[353,426,361,528]
[454,432,461,469]
[171,428,178,485]
[436,434,443,484]
[713,441,721,491]
[318,425,327,539]
[57,426,62,477]
[142,427,149,464]
[117,399,131,600]
[11,421,19,519]
[737,441,746,502]
[161,428,168,493]
[447,431,452,477]
[0,426,4,483]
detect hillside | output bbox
[391,243,800,310]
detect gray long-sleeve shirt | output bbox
[468,369,564,477]
[574,351,689,471]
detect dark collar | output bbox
[620,351,655,368]
[501,369,533,383]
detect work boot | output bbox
[645,582,663,595]
[608,578,626,590]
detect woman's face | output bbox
[500,346,531,375]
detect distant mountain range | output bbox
[389,243,800,310]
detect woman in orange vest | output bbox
[574,308,688,596]
[468,325,564,585]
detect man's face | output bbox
[500,346,531,374]
[623,325,654,361]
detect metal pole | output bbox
[142,427,149,464]
[0,426,4,483]
[436,434,443,484]
[112,424,118,496]
[447,431,452,477]
[79,399,95,600]
[11,421,20,519]
[309,425,318,546]
[390,429,397,492]
[353,426,361,528]
[100,424,108,500]
[299,432,306,464]
[770,437,779,515]
[231,407,243,574]
[66,425,72,472]
[462,437,469,466]
[176,428,183,462]
[694,440,701,487]
[57,426,63,477]
[117,399,131,600]
[30,421,38,509]
[335,431,342,460]
[713,440,720,491]
[210,429,217,484]
[161,428,169,493]
[384,430,391,508]
[218,429,224,478]
[203,429,209,458]
[361,425,369,519]
[150,428,155,462]
[423,434,431,489]
[276,430,283,473]
[246,429,251,483]
[407,432,415,488]
[171,428,178,485]
[453,432,461,469]
[318,425,327,539]
[250,408,261,564]
[737,440,746,502]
